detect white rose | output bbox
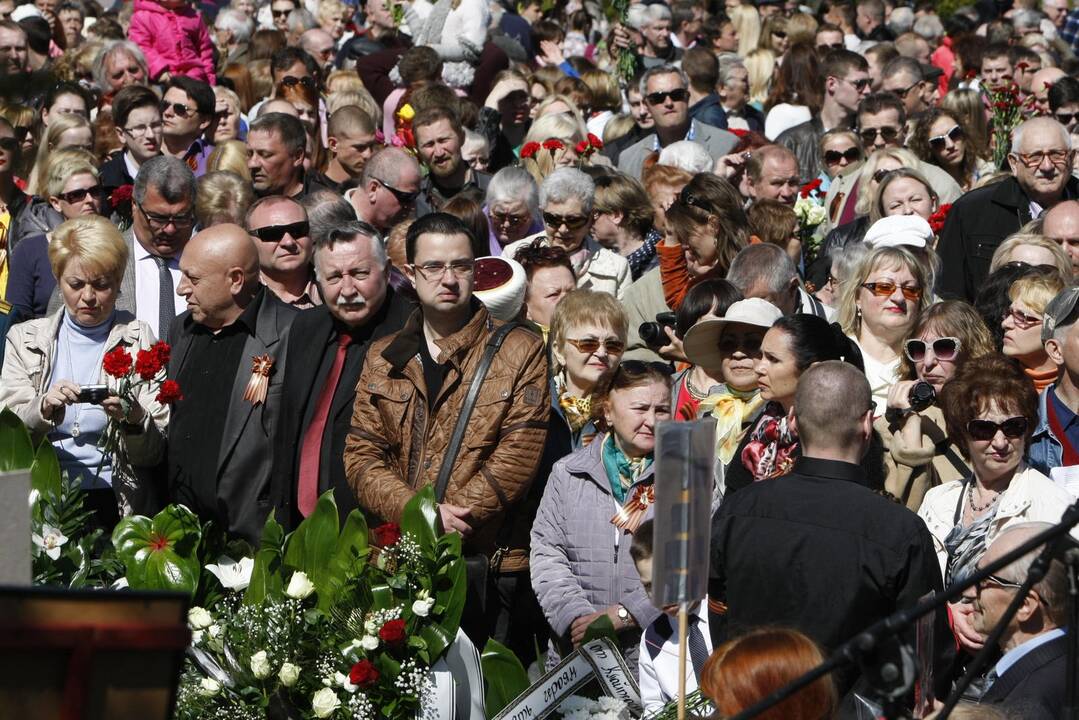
[411,597,435,617]
[191,629,204,644]
[250,650,272,679]
[360,634,379,651]
[199,678,221,696]
[279,662,301,687]
[806,203,827,226]
[312,687,341,718]
[286,571,316,600]
[187,607,212,630]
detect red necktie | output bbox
[297,333,352,516]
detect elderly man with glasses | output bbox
[939,117,1079,301]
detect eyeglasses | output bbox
[373,177,419,206]
[843,77,873,92]
[0,136,17,152]
[873,167,898,184]
[411,259,476,280]
[271,7,293,16]
[718,333,763,354]
[54,185,101,204]
[891,81,922,99]
[12,126,29,143]
[249,220,309,243]
[904,337,961,363]
[543,211,590,230]
[490,210,530,226]
[1002,260,1058,274]
[928,124,964,151]
[966,416,1029,441]
[1003,306,1042,329]
[136,199,195,229]
[123,121,163,137]
[645,88,689,105]
[280,75,316,90]
[861,281,922,301]
[771,29,787,38]
[976,572,1025,591]
[859,126,901,145]
[1012,149,1071,168]
[160,100,195,117]
[565,337,626,355]
[824,147,862,165]
[1054,111,1079,126]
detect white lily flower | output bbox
[205,555,255,591]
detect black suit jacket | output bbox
[270,290,413,530]
[937,175,1079,301]
[980,633,1069,720]
[167,289,297,543]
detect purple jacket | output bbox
[529,434,660,673]
[129,0,216,84]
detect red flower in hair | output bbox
[587,133,604,149]
[103,347,133,378]
[542,138,564,151]
[520,141,541,159]
[155,379,183,404]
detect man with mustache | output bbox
[272,220,412,528]
[413,106,491,218]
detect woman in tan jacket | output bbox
[877,301,995,510]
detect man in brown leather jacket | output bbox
[344,212,550,656]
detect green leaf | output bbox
[400,485,439,552]
[481,637,530,717]
[370,583,393,611]
[30,439,61,501]
[283,490,339,594]
[419,623,454,663]
[433,532,466,639]
[112,504,202,595]
[319,510,369,610]
[582,614,618,644]
[245,512,286,605]
[0,409,35,472]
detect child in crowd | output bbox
[128,0,216,84]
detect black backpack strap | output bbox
[434,321,521,502]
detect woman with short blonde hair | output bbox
[196,171,256,228]
[207,140,252,180]
[1002,272,1067,390]
[990,232,1073,280]
[28,113,94,196]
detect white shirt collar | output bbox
[123,151,139,182]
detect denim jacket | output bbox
[1026,384,1063,476]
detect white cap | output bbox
[11,5,42,20]
[473,256,526,322]
[682,298,783,369]
[863,215,933,249]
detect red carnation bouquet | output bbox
[99,341,182,477]
[109,184,135,232]
[985,82,1023,170]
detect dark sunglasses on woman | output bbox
[824,147,862,165]
[55,185,101,204]
[928,124,964,151]
[966,417,1028,441]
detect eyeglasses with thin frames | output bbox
[123,121,163,138]
[136,198,195,229]
[565,337,626,355]
[1003,306,1042,329]
[861,280,922,301]
[1011,149,1070,168]
[410,259,476,281]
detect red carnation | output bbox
[349,659,380,687]
[542,138,564,151]
[575,140,589,154]
[729,128,749,137]
[587,133,603,149]
[379,618,406,644]
[520,141,540,159]
[134,348,163,380]
[103,347,133,378]
[928,203,952,234]
[151,341,171,366]
[372,522,401,547]
[155,379,183,404]
[110,184,133,206]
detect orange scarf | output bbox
[1024,366,1058,393]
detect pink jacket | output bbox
[128,0,216,84]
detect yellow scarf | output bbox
[698,389,764,464]
[559,393,592,433]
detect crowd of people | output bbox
[0,0,1078,716]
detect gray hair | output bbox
[303,192,358,246]
[215,8,254,42]
[988,522,1068,626]
[1012,8,1045,32]
[658,141,714,174]
[91,40,149,93]
[540,168,595,214]
[639,64,689,96]
[887,6,914,35]
[726,243,798,297]
[486,166,539,212]
[628,2,669,30]
[1011,116,1072,153]
[313,220,387,273]
[134,155,197,206]
[363,146,420,188]
[287,7,318,34]
[913,14,944,41]
[717,53,745,88]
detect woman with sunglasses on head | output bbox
[1002,272,1066,392]
[838,244,932,416]
[8,150,104,319]
[880,302,996,511]
[988,231,1072,281]
[917,354,1079,653]
[531,360,670,673]
[910,109,993,192]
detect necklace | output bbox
[967,482,1000,513]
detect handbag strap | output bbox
[434,321,521,503]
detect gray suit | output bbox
[47,227,139,316]
[167,290,297,543]
[617,121,740,180]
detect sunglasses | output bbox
[250,220,309,242]
[272,7,292,16]
[490,210,530,226]
[373,177,419,205]
[966,416,1028,441]
[861,280,922,301]
[543,211,590,230]
[645,88,689,105]
[771,29,787,38]
[892,81,922,99]
[136,199,196,229]
[843,77,872,92]
[928,124,964,151]
[12,126,29,142]
[565,337,626,355]
[280,75,317,90]
[819,42,845,50]
[1055,111,1079,126]
[1002,260,1058,274]
[160,100,195,117]
[55,185,101,204]
[859,126,901,145]
[824,147,861,165]
[904,336,961,363]
[1003,306,1042,329]
[977,573,1025,592]
[873,167,898,184]
[0,136,17,152]
[1012,149,1071,168]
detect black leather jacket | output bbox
[776,117,824,181]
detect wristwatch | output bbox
[616,605,630,627]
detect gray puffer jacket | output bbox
[10,197,62,252]
[530,435,660,673]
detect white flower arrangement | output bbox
[558,695,629,720]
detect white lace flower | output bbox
[312,687,341,718]
[32,525,68,560]
[286,571,315,599]
[205,555,255,591]
[250,650,272,679]
[279,662,301,687]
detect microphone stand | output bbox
[727,498,1079,720]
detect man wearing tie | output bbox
[272,220,413,528]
